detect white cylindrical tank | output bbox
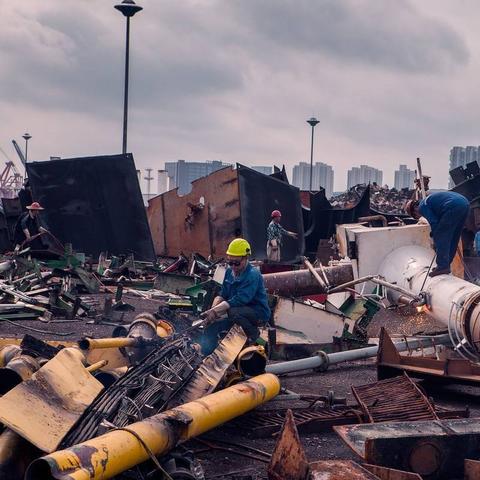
[379,245,480,360]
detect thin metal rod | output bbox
[122,16,131,155]
[328,275,421,302]
[309,125,315,191]
[24,139,28,177]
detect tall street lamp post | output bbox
[22,132,32,178]
[306,117,319,192]
[114,0,143,155]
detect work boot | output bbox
[429,267,451,277]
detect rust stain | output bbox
[68,445,98,476]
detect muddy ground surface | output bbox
[0,295,478,479]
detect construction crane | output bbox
[0,145,24,198]
[11,140,26,167]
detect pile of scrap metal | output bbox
[0,316,280,480]
[0,248,102,326]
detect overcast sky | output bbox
[0,0,479,192]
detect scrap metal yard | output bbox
[0,156,480,480]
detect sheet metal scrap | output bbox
[60,335,202,448]
[334,418,480,479]
[377,328,480,386]
[267,409,419,480]
[351,373,438,423]
[0,348,103,452]
[268,410,309,480]
[169,324,247,406]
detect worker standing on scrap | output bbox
[406,191,469,277]
[13,202,49,250]
[201,238,270,346]
[266,210,298,262]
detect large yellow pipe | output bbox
[26,373,280,480]
[78,337,140,350]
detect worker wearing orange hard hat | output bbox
[266,209,298,262]
[200,238,270,347]
[13,202,50,250]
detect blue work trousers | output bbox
[196,306,262,355]
[433,204,469,270]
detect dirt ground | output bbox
[195,360,480,479]
[1,296,479,479]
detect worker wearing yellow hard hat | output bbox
[201,238,270,343]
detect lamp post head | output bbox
[22,133,32,142]
[307,117,320,128]
[114,0,143,17]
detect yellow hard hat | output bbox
[226,238,251,257]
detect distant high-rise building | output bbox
[347,165,383,189]
[165,160,230,194]
[292,162,334,198]
[157,170,169,195]
[449,146,480,188]
[252,166,273,175]
[394,164,415,190]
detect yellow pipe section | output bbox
[78,337,140,350]
[86,359,108,373]
[26,373,280,480]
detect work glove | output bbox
[200,308,218,325]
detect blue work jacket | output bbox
[419,191,469,235]
[220,262,271,321]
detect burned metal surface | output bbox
[334,418,480,479]
[27,153,155,261]
[170,325,247,406]
[377,328,480,386]
[352,373,438,423]
[0,348,103,452]
[237,164,305,262]
[268,409,309,480]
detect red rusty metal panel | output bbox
[147,167,241,258]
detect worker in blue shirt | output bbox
[406,191,469,277]
[201,238,270,344]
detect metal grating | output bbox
[352,373,438,423]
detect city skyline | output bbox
[136,159,433,195]
[3,1,479,195]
